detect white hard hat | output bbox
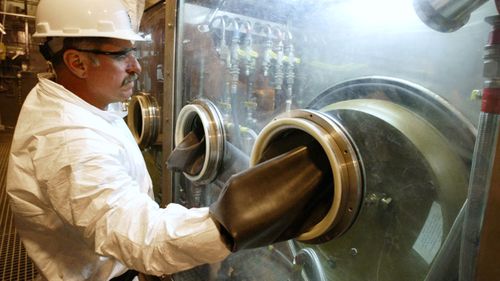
[33,0,145,41]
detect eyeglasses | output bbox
[72,47,137,61]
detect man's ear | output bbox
[63,50,87,78]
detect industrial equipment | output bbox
[130,0,497,280]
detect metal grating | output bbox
[0,131,37,281]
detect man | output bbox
[7,0,332,280]
[6,0,230,280]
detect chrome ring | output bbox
[250,109,363,242]
[127,93,161,149]
[175,99,225,184]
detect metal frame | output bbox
[161,0,177,207]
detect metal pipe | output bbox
[284,30,295,112]
[0,11,35,19]
[240,21,258,133]
[197,0,226,33]
[473,119,500,280]
[0,1,7,43]
[209,16,229,66]
[292,248,327,281]
[241,21,254,77]
[272,26,284,91]
[24,0,29,57]
[226,17,243,148]
[460,104,500,281]
[413,0,488,32]
[161,0,178,207]
[459,14,500,281]
[262,24,273,77]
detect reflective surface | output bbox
[304,78,473,280]
[131,2,167,203]
[168,0,495,280]
[127,92,161,149]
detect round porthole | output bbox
[250,109,363,243]
[127,93,161,149]
[174,98,226,184]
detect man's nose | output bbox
[127,56,142,75]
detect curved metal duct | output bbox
[292,248,328,281]
[413,0,488,32]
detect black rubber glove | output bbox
[209,138,332,251]
[166,130,206,176]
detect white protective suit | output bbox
[6,76,230,280]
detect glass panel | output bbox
[172,1,496,280]
[133,2,166,203]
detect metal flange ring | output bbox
[127,93,161,149]
[250,109,363,243]
[175,99,225,184]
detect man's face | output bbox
[84,39,142,109]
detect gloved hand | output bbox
[166,129,205,176]
[209,135,333,251]
[166,126,250,182]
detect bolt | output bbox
[380,197,393,209]
[350,248,358,256]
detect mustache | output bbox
[121,73,139,86]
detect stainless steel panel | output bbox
[167,1,496,280]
